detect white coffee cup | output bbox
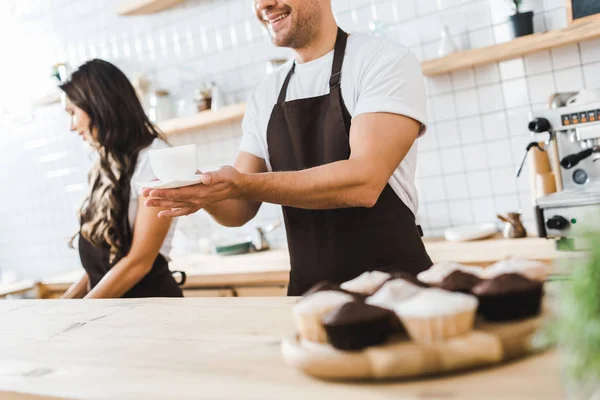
[149,144,198,182]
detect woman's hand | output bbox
[60,273,90,299]
[142,166,244,218]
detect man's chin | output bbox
[270,32,293,47]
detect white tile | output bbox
[493,23,512,44]
[431,94,457,122]
[466,1,492,30]
[482,112,509,140]
[468,27,495,49]
[488,0,511,24]
[427,203,451,229]
[375,0,400,24]
[533,12,547,34]
[416,0,439,15]
[417,151,443,177]
[524,50,553,75]
[391,0,417,21]
[580,38,600,64]
[470,197,497,223]
[527,73,556,104]
[510,135,536,176]
[494,194,521,215]
[394,19,421,47]
[444,174,470,201]
[485,139,513,167]
[454,89,481,118]
[502,78,530,108]
[499,58,525,80]
[478,83,505,113]
[436,120,461,147]
[490,166,518,194]
[443,8,468,36]
[467,170,493,197]
[544,7,567,30]
[418,15,442,43]
[440,147,465,174]
[423,41,442,61]
[410,44,425,62]
[518,192,535,216]
[506,108,533,137]
[459,116,485,144]
[419,124,439,150]
[420,176,447,202]
[475,63,500,85]
[463,143,489,170]
[427,74,453,95]
[452,69,476,91]
[554,67,585,92]
[447,199,474,225]
[551,44,581,70]
[543,0,564,9]
[583,62,600,90]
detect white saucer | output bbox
[137,175,204,190]
[443,223,499,242]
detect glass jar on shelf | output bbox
[194,84,213,112]
[147,90,173,122]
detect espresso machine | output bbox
[525,90,600,240]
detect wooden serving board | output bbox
[281,311,547,381]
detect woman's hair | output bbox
[60,59,165,264]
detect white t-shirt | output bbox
[239,32,427,214]
[129,139,177,259]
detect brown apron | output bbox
[78,210,185,298]
[266,28,433,296]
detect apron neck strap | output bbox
[278,63,296,104]
[277,27,348,104]
[329,27,347,90]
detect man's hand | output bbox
[143,166,244,218]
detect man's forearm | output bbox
[239,159,385,210]
[203,199,261,227]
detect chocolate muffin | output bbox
[389,271,430,288]
[439,270,482,294]
[322,301,395,351]
[340,271,392,296]
[303,281,366,301]
[472,273,543,322]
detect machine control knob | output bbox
[528,118,551,133]
[560,148,594,169]
[546,215,570,230]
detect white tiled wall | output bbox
[1,0,599,280]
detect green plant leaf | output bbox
[552,223,600,381]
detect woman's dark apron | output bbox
[78,225,184,298]
[266,28,433,296]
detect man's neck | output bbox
[293,21,338,64]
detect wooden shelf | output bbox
[158,102,246,136]
[116,0,185,16]
[422,19,600,76]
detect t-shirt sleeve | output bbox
[130,152,156,198]
[130,139,169,197]
[239,89,267,159]
[353,47,428,136]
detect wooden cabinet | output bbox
[36,285,287,299]
[183,288,235,298]
[233,286,288,297]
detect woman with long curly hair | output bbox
[60,59,184,298]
